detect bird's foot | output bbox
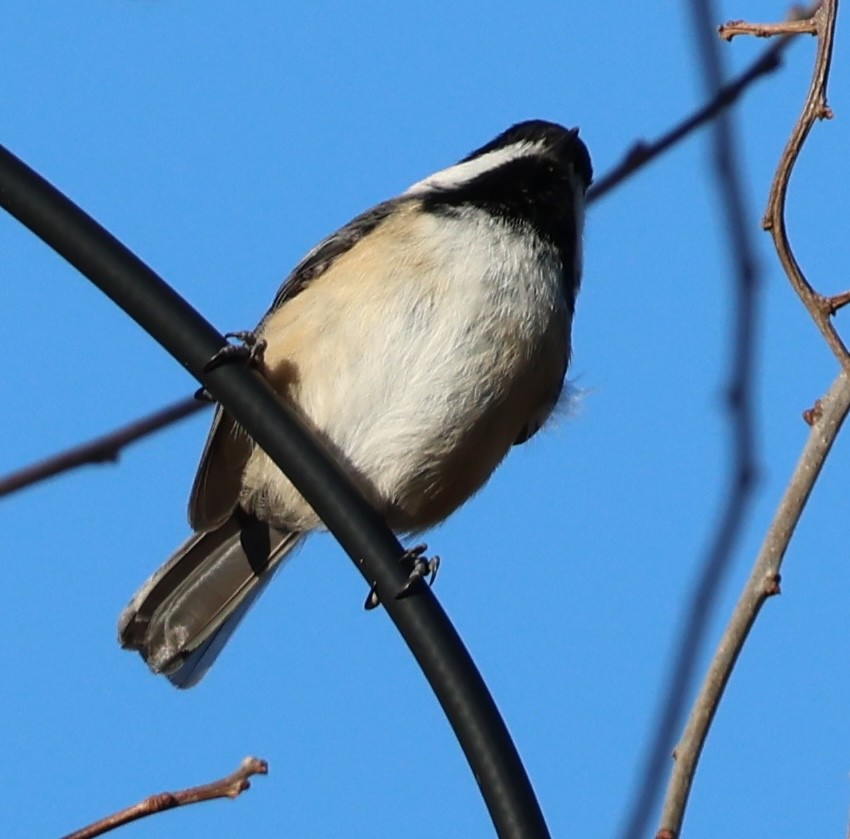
[364,544,441,610]
[195,331,268,400]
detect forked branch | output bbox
[656,2,843,836]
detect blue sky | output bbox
[3,2,850,837]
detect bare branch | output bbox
[656,1,842,835]
[657,372,850,838]
[760,0,846,368]
[719,16,818,40]
[61,756,268,839]
[621,0,766,833]
[588,16,811,204]
[0,395,208,498]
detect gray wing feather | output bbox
[189,407,252,531]
[262,197,405,318]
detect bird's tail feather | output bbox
[118,512,302,688]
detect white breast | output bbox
[241,203,569,531]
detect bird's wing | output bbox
[262,197,405,318]
[188,407,253,531]
[188,196,410,530]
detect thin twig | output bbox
[61,756,268,839]
[0,395,208,498]
[719,16,818,40]
[824,288,850,314]
[588,20,809,204]
[656,371,850,838]
[760,0,847,369]
[0,33,803,502]
[621,0,764,834]
[656,2,841,836]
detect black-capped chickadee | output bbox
[119,120,593,687]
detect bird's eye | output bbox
[547,163,556,174]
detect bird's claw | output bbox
[195,331,268,400]
[364,544,441,610]
[205,331,267,372]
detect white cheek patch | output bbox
[404,141,545,195]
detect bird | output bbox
[118,119,593,688]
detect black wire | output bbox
[0,143,550,839]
